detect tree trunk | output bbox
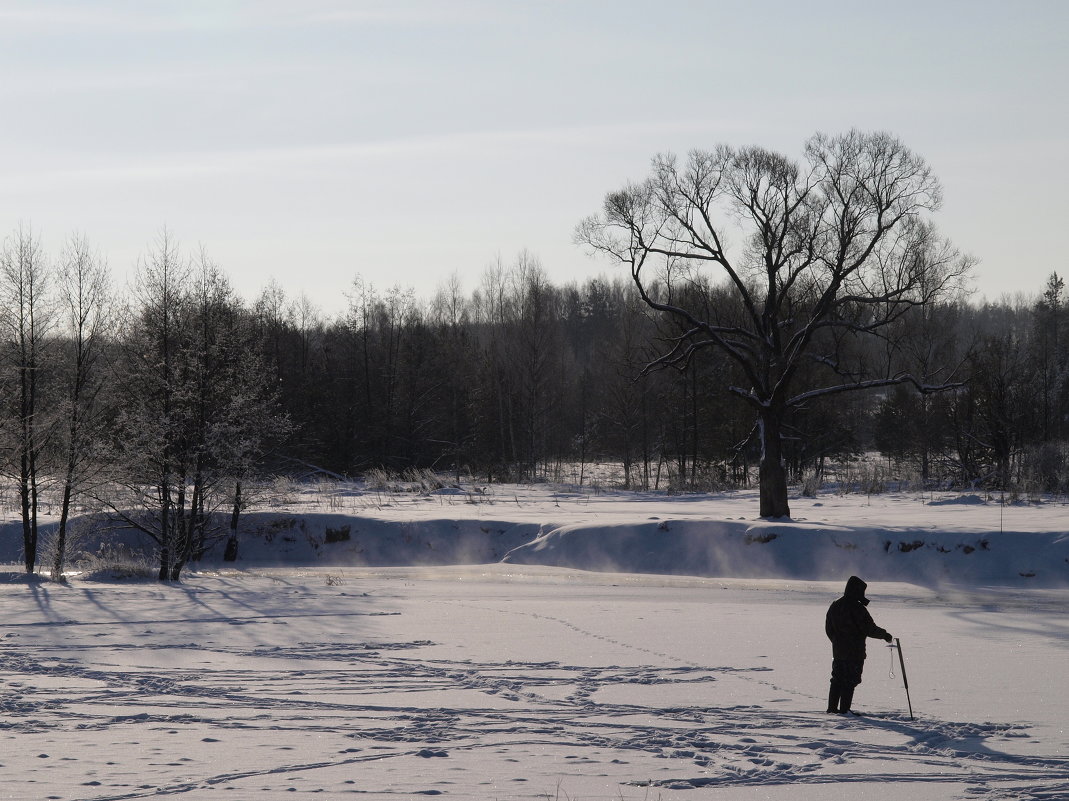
[19,355,39,573]
[170,476,200,581]
[19,461,35,573]
[52,462,76,581]
[758,412,791,519]
[641,387,650,490]
[158,480,172,581]
[224,481,242,562]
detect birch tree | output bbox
[50,234,112,580]
[0,224,55,572]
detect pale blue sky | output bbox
[1,0,1065,313]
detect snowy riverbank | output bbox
[186,486,1069,587]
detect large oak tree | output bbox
[578,131,972,517]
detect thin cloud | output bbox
[0,0,503,33]
[305,1,506,26]
[4,120,744,189]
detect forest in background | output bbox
[256,254,1069,497]
[1,225,1066,578]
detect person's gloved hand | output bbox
[883,632,893,642]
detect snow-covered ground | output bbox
[1,484,1067,799]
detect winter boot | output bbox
[827,684,842,714]
[839,687,855,715]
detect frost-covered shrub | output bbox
[800,472,822,497]
[37,520,88,576]
[363,468,393,491]
[836,462,889,496]
[364,467,447,494]
[268,475,300,504]
[660,462,729,493]
[1021,442,1069,495]
[74,543,158,581]
[402,468,446,492]
[37,514,118,580]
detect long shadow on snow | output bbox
[629,707,1067,793]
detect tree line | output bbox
[3,231,1066,579]
[257,254,1068,498]
[2,135,1067,577]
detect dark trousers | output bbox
[828,658,864,712]
[831,658,864,689]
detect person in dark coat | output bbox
[825,575,892,714]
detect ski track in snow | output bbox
[0,573,1065,800]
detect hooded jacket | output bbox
[825,576,891,661]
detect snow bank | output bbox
[6,486,1068,587]
[217,489,1069,587]
[500,519,1069,587]
[231,513,543,567]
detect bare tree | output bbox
[472,259,515,478]
[50,234,112,580]
[0,224,56,572]
[109,228,190,579]
[1032,272,1067,443]
[503,252,561,479]
[105,235,290,579]
[180,251,289,575]
[430,272,476,480]
[345,276,380,463]
[578,131,973,517]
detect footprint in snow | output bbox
[416,748,448,758]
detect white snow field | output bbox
[1,484,1067,800]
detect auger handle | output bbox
[891,637,914,720]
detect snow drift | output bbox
[10,485,1065,587]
